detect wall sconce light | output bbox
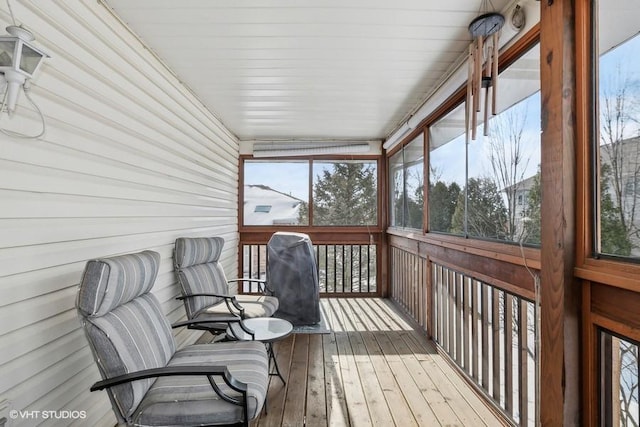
[0,25,48,115]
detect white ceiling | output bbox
[102,0,512,141]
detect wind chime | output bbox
[466,1,505,142]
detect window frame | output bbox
[573,0,640,287]
[239,154,384,233]
[384,27,543,267]
[388,132,426,231]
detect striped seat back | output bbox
[77,251,176,423]
[174,237,229,317]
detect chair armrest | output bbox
[90,365,248,406]
[171,314,241,330]
[91,365,243,390]
[228,278,266,284]
[228,278,273,294]
[177,292,236,301]
[177,293,245,317]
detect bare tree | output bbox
[614,337,639,427]
[599,63,640,249]
[486,101,533,241]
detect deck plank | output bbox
[375,331,441,426]
[282,335,310,426]
[253,298,505,427]
[255,334,294,427]
[404,329,499,426]
[306,334,328,427]
[335,332,372,426]
[323,332,349,427]
[391,331,464,426]
[347,331,395,426]
[360,331,418,427]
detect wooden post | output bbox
[539,0,581,425]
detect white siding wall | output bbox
[0,1,239,425]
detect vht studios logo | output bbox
[9,409,87,420]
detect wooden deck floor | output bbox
[252,298,505,427]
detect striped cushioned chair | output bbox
[174,237,279,332]
[77,250,268,426]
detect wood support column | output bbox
[540,0,580,425]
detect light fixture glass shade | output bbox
[20,43,44,74]
[0,27,48,79]
[0,26,49,114]
[0,40,17,68]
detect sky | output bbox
[430,92,542,186]
[598,31,640,142]
[243,160,376,201]
[244,161,310,200]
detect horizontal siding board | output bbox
[0,311,79,366]
[0,1,239,425]
[0,161,236,209]
[0,289,77,336]
[0,217,237,247]
[0,225,238,277]
[0,190,235,220]
[0,121,237,196]
[25,1,238,148]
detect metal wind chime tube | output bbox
[467,2,504,142]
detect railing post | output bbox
[540,0,580,424]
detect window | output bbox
[429,104,465,235]
[389,134,424,229]
[254,205,272,213]
[312,160,377,226]
[600,330,639,427]
[243,158,379,227]
[243,160,309,226]
[595,0,640,258]
[389,149,405,227]
[428,44,541,244]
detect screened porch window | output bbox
[312,160,377,226]
[595,0,640,259]
[243,158,379,227]
[428,43,541,245]
[389,134,424,230]
[243,160,309,226]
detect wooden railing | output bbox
[389,246,428,331]
[241,243,378,295]
[431,262,536,426]
[388,232,540,426]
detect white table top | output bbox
[226,317,293,343]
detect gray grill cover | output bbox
[267,232,320,326]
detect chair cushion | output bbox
[132,341,269,426]
[189,295,280,331]
[77,251,160,317]
[84,292,176,421]
[200,295,278,318]
[234,295,279,317]
[174,237,224,268]
[176,263,229,317]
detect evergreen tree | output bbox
[451,177,508,239]
[405,167,424,229]
[307,162,377,226]
[522,167,541,245]
[429,181,461,233]
[600,163,633,255]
